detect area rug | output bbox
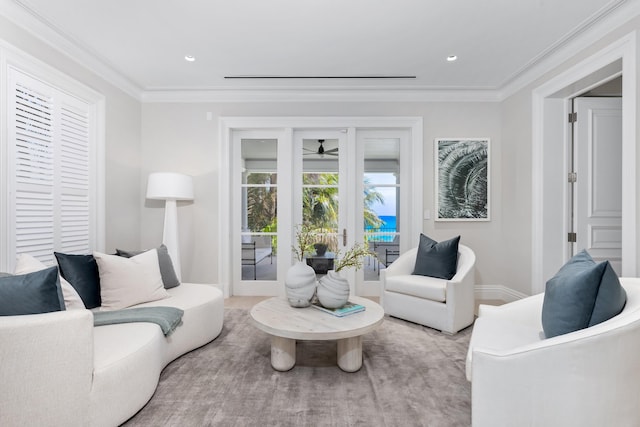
[123,308,472,427]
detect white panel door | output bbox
[574,97,622,274]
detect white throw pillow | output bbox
[94,249,169,311]
[14,253,86,310]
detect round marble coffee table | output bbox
[249,296,384,372]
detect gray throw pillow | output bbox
[0,266,65,315]
[541,250,626,338]
[54,253,101,309]
[590,261,627,326]
[116,244,180,289]
[412,234,460,280]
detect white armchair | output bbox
[380,244,475,334]
[466,277,640,427]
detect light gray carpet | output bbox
[123,308,472,427]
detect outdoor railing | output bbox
[365,228,398,243]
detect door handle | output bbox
[343,228,347,246]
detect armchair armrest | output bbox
[471,318,640,426]
[0,310,94,426]
[478,292,545,327]
[383,247,418,278]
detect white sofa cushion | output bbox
[136,282,225,363]
[385,274,447,302]
[94,250,169,311]
[91,322,165,427]
[89,283,223,425]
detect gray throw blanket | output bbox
[93,306,184,336]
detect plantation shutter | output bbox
[8,68,92,265]
[11,73,56,264]
[59,97,91,255]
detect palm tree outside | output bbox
[245,171,388,253]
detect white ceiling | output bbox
[3,0,635,99]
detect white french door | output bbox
[293,130,353,287]
[231,129,289,295]
[221,117,423,298]
[293,129,413,295]
[357,129,412,295]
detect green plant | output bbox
[302,173,385,234]
[292,224,317,262]
[334,242,374,272]
[246,172,277,231]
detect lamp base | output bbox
[162,199,182,281]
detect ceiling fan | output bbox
[303,139,338,157]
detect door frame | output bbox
[218,116,423,297]
[532,31,637,294]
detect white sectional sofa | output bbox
[0,282,224,427]
[466,277,640,427]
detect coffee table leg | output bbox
[271,336,296,371]
[337,335,363,372]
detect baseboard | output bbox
[475,285,528,303]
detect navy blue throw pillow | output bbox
[0,266,65,316]
[55,252,101,309]
[412,234,460,280]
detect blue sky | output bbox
[365,173,397,216]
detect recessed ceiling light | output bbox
[447,55,458,62]
[184,55,196,62]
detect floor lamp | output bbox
[146,172,194,281]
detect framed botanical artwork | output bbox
[435,138,490,221]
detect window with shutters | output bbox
[4,63,103,269]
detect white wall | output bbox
[0,15,142,253]
[140,102,503,288]
[500,17,640,295]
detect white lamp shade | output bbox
[146,172,194,201]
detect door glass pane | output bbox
[302,139,339,265]
[246,173,277,231]
[363,138,400,280]
[240,139,277,281]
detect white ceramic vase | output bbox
[285,261,317,307]
[317,270,350,309]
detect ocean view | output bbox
[378,215,396,231]
[366,215,397,241]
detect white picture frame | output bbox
[435,138,490,221]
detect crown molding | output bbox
[1,0,143,100]
[140,87,501,103]
[498,0,637,100]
